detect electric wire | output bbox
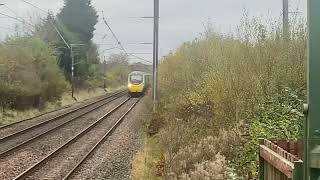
[3,4,19,17]
[101,12,128,55]
[0,12,33,26]
[18,0,70,48]
[19,0,48,14]
[101,11,152,64]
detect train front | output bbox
[128,72,144,96]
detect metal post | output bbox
[283,0,289,35]
[103,56,106,90]
[304,104,309,180]
[293,161,304,180]
[69,43,85,100]
[283,0,289,62]
[153,0,159,103]
[307,0,320,179]
[70,45,75,99]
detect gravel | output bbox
[70,97,146,180]
[0,95,129,180]
[0,93,127,157]
[0,91,124,138]
[25,98,136,180]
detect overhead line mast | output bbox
[306,1,320,179]
[153,0,160,102]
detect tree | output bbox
[33,7,100,84]
[0,37,69,110]
[32,0,100,87]
[58,0,98,42]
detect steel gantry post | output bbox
[70,44,85,100]
[283,0,289,35]
[153,0,159,103]
[306,0,320,179]
[70,45,75,99]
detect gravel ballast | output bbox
[70,97,146,180]
[0,95,129,180]
[0,91,125,138]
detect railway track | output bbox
[11,97,140,180]
[0,90,126,132]
[0,90,127,158]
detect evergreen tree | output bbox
[58,0,98,42]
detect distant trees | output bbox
[104,53,131,88]
[101,53,152,88]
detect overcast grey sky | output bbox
[0,0,306,64]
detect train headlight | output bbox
[128,84,132,88]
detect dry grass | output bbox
[154,15,306,179]
[0,87,113,126]
[131,136,163,180]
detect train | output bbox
[128,71,151,96]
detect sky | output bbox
[0,0,307,64]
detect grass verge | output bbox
[0,88,119,126]
[131,135,164,180]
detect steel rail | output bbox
[0,93,127,158]
[0,90,126,130]
[0,90,126,143]
[13,97,131,180]
[63,98,141,180]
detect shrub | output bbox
[0,37,69,110]
[155,15,306,178]
[163,129,242,179]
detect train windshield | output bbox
[130,74,143,84]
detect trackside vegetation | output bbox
[0,0,135,125]
[0,37,69,110]
[133,16,307,179]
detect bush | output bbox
[163,129,242,179]
[0,37,69,110]
[180,154,228,180]
[154,16,306,178]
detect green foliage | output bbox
[32,4,100,86]
[0,37,69,110]
[232,88,304,177]
[59,0,98,42]
[155,17,307,178]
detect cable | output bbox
[50,20,70,48]
[3,4,19,17]
[0,12,33,26]
[1,4,37,30]
[101,11,128,55]
[129,54,152,64]
[18,0,70,48]
[101,11,152,64]
[102,46,152,64]
[19,0,48,14]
